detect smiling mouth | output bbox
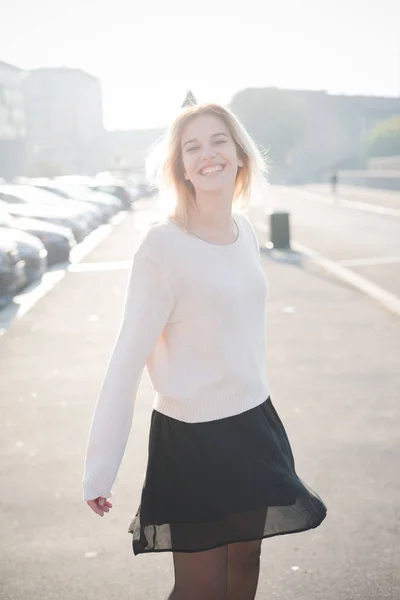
[199,164,226,176]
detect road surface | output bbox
[1,196,399,600]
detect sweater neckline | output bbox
[166,214,243,251]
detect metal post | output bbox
[269,211,291,249]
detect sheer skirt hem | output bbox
[129,519,326,555]
[127,397,327,556]
[128,499,327,555]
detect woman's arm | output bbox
[82,249,175,502]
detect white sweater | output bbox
[82,212,270,501]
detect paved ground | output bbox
[0,196,399,599]
[249,185,400,299]
[302,183,400,211]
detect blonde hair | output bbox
[146,102,268,231]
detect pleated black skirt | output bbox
[128,397,327,555]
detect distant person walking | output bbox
[330,170,338,195]
[83,103,327,600]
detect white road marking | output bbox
[339,256,400,267]
[255,207,400,316]
[69,260,132,272]
[69,223,113,264]
[339,198,400,217]
[0,212,128,337]
[6,270,66,321]
[284,187,400,217]
[290,241,400,318]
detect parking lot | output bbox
[1,192,399,600]
[0,173,154,315]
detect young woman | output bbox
[83,103,327,600]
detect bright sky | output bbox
[2,0,400,130]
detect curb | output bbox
[289,240,400,318]
[0,212,128,338]
[253,208,400,319]
[253,214,400,318]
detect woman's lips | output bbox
[199,164,226,176]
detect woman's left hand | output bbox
[86,496,113,517]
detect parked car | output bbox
[0,188,88,243]
[28,178,104,229]
[31,180,113,223]
[0,202,75,266]
[130,175,158,198]
[89,174,139,209]
[0,226,47,285]
[53,176,124,214]
[91,182,134,209]
[0,237,26,306]
[0,184,96,236]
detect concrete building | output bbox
[23,67,108,175]
[286,90,400,183]
[0,61,27,180]
[230,88,400,184]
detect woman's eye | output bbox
[186,146,199,153]
[214,139,226,145]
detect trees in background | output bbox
[364,115,400,157]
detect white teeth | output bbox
[201,165,223,176]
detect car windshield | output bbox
[0,185,61,206]
[58,183,88,194]
[0,202,13,226]
[39,186,70,199]
[52,182,99,200]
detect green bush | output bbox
[365,115,400,157]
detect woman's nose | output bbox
[200,145,217,159]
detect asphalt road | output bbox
[302,184,400,212]
[1,197,399,600]
[250,185,400,299]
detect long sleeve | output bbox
[82,249,175,501]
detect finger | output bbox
[87,501,104,516]
[94,502,109,515]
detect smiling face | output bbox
[180,113,244,195]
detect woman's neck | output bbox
[188,187,235,230]
[187,206,238,244]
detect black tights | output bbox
[167,540,262,600]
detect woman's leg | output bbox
[227,540,262,600]
[168,545,228,600]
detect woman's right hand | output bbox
[86,496,113,517]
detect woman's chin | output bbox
[193,177,235,195]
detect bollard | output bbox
[269,211,291,249]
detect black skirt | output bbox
[128,397,327,555]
